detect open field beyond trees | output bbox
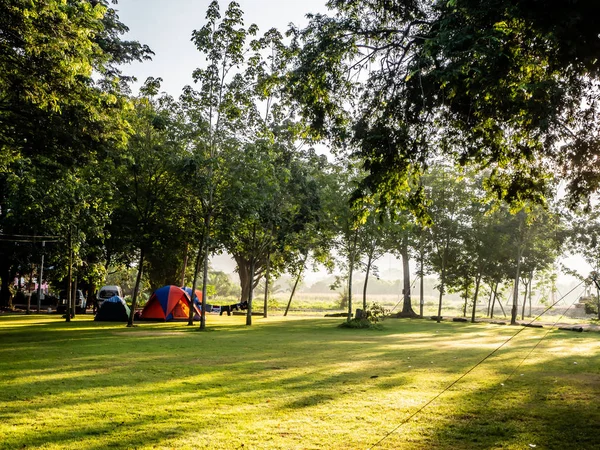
[1,314,598,449]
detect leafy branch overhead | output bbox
[288,0,600,210]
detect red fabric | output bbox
[141,296,167,320]
[141,285,202,321]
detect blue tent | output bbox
[140,286,201,321]
[182,287,203,309]
[95,296,130,322]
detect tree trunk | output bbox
[188,245,203,326]
[462,283,468,317]
[0,261,11,308]
[180,242,189,287]
[238,256,252,303]
[511,217,525,325]
[89,282,97,314]
[471,274,481,323]
[200,240,209,330]
[127,249,145,327]
[487,282,494,317]
[490,282,498,318]
[362,246,374,311]
[528,271,533,317]
[26,273,31,315]
[236,253,263,304]
[597,285,600,322]
[66,229,72,322]
[436,243,448,323]
[347,230,358,322]
[596,292,600,320]
[398,238,417,317]
[436,269,445,323]
[263,252,270,319]
[511,249,522,326]
[246,225,257,326]
[246,256,256,325]
[521,278,529,320]
[284,252,308,316]
[497,294,507,316]
[37,241,45,313]
[72,274,78,317]
[200,206,213,330]
[419,244,424,318]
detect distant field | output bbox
[267,292,597,323]
[1,313,599,449]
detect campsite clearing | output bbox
[0,314,598,449]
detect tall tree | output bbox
[0,0,152,307]
[187,0,261,328]
[110,79,192,326]
[422,166,472,322]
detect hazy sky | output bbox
[115,0,329,97]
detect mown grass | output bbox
[0,313,598,449]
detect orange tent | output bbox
[140,286,201,321]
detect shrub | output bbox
[268,297,280,310]
[584,297,599,315]
[337,291,348,309]
[365,302,388,323]
[338,303,388,330]
[338,318,378,329]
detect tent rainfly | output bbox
[140,286,201,321]
[94,296,130,322]
[182,286,203,309]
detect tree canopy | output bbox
[288,0,600,210]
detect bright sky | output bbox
[114,0,330,97]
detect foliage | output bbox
[0,0,151,306]
[583,296,598,315]
[289,0,600,211]
[364,302,388,323]
[337,317,381,329]
[338,301,388,328]
[208,270,240,298]
[336,290,348,310]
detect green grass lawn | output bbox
[0,313,598,449]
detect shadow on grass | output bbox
[1,315,598,449]
[374,351,600,449]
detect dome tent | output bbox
[94,296,130,322]
[182,287,203,309]
[140,286,201,321]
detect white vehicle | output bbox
[97,285,123,307]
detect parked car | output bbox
[56,290,87,314]
[97,285,123,307]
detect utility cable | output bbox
[0,233,61,239]
[484,287,585,408]
[0,238,61,243]
[368,279,585,449]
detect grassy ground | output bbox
[1,313,598,450]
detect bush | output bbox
[338,303,388,330]
[338,318,382,330]
[268,297,280,310]
[584,297,599,315]
[337,291,348,309]
[365,302,388,323]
